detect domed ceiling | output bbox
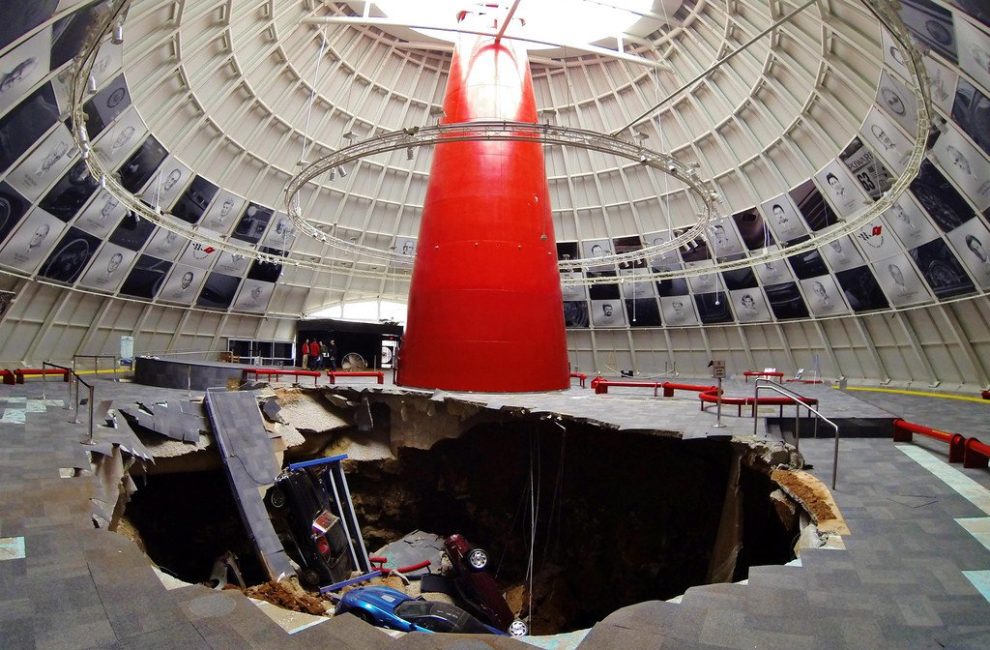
[0,0,988,329]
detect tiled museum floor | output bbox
[1,375,989,649]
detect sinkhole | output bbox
[120,395,809,635]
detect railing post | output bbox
[42,362,48,402]
[86,385,95,444]
[793,403,800,451]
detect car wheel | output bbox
[508,619,529,637]
[266,487,287,509]
[466,547,488,570]
[298,568,321,588]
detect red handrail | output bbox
[893,419,965,463]
[964,437,990,469]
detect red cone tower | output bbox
[397,8,569,392]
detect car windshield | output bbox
[395,601,493,634]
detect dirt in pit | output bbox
[243,581,330,616]
[771,468,849,534]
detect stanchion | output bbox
[713,376,726,428]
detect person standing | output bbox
[309,338,322,370]
[319,340,328,368]
[328,339,338,371]
[300,338,310,369]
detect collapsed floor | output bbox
[113,385,825,635]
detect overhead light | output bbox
[99,175,107,189]
[338,166,347,178]
[112,22,124,44]
[328,168,335,180]
[88,75,98,93]
[406,147,414,161]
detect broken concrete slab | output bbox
[119,400,206,444]
[205,389,293,582]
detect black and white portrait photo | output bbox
[7,124,77,202]
[582,238,613,271]
[861,106,912,175]
[874,254,928,306]
[931,124,990,211]
[76,190,126,238]
[91,107,147,170]
[0,27,50,117]
[146,227,186,260]
[199,191,245,234]
[800,275,849,316]
[232,281,274,314]
[820,235,864,271]
[140,157,191,210]
[660,295,698,325]
[560,270,587,301]
[0,207,65,274]
[731,289,771,322]
[78,243,135,292]
[882,195,939,248]
[159,264,206,304]
[816,161,867,216]
[947,218,990,290]
[877,71,919,135]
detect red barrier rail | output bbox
[743,371,784,382]
[965,438,990,469]
[15,368,70,384]
[982,390,990,401]
[569,372,587,388]
[590,378,716,397]
[893,419,965,463]
[243,368,321,385]
[327,370,385,385]
[0,369,14,385]
[699,390,818,417]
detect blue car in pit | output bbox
[335,585,507,635]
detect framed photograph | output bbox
[145,227,186,261]
[556,241,579,262]
[910,237,976,299]
[178,232,221,269]
[694,292,733,324]
[0,207,65,273]
[754,249,794,284]
[78,242,134,292]
[196,271,241,309]
[656,263,689,297]
[171,175,218,225]
[38,226,100,283]
[660,295,699,325]
[119,135,168,193]
[819,234,865,270]
[7,123,77,202]
[560,270,587,301]
[158,264,206,304]
[563,300,589,328]
[213,250,250,276]
[839,138,894,201]
[952,79,990,157]
[39,159,98,221]
[232,203,273,244]
[0,181,32,246]
[246,252,283,283]
[955,15,990,97]
[852,219,900,262]
[261,212,297,249]
[199,191,245,234]
[581,238,613,271]
[923,53,959,115]
[643,231,682,269]
[909,159,977,232]
[109,213,155,251]
[898,0,957,63]
[787,243,830,280]
[82,73,130,139]
[816,159,868,216]
[50,0,113,68]
[686,262,717,293]
[799,275,850,316]
[877,70,920,135]
[721,266,758,291]
[0,83,59,174]
[873,253,930,306]
[0,0,58,52]
[764,282,809,320]
[947,217,990,289]
[930,123,990,211]
[882,193,940,248]
[232,280,274,314]
[91,106,147,170]
[835,265,890,312]
[0,27,51,117]
[861,106,913,175]
[730,288,771,322]
[625,298,661,327]
[120,254,173,300]
[790,179,839,231]
[705,219,744,257]
[760,193,809,242]
[731,209,774,251]
[678,233,711,263]
[75,190,126,238]
[139,156,192,210]
[618,266,654,299]
[587,271,620,300]
[881,27,911,81]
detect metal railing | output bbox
[752,379,841,490]
[42,361,96,444]
[72,354,119,382]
